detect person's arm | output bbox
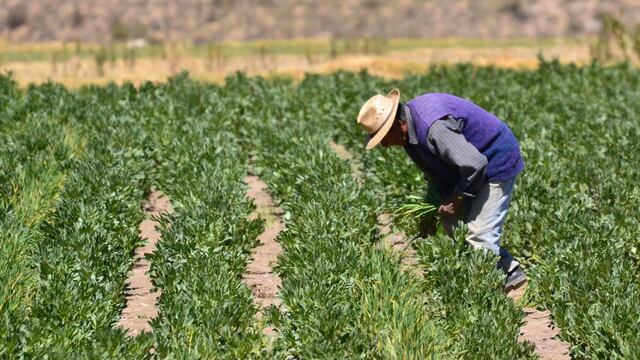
[427,116,487,216]
[427,116,488,197]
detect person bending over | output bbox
[357,89,527,290]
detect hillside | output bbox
[2,0,640,43]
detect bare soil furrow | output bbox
[117,189,172,337]
[513,293,571,359]
[378,213,421,276]
[508,278,570,358]
[243,174,284,335]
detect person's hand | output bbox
[438,195,463,218]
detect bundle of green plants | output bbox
[391,181,442,237]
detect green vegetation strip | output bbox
[25,83,157,357]
[224,74,534,358]
[1,75,271,357]
[0,61,638,358]
[0,77,77,355]
[324,63,640,359]
[134,77,267,357]
[0,77,157,356]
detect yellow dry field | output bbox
[1,39,593,88]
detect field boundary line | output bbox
[243,172,284,336]
[117,188,172,336]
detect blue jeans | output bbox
[443,178,519,273]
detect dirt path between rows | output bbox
[508,285,571,359]
[329,139,570,360]
[518,307,570,359]
[243,173,284,336]
[117,189,173,336]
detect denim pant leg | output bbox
[465,178,519,273]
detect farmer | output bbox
[357,89,527,290]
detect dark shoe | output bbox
[505,266,527,291]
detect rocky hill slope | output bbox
[2,0,640,43]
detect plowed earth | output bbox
[117,189,172,337]
[243,173,285,335]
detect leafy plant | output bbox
[392,182,442,236]
[1,60,639,358]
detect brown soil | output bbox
[508,283,571,359]
[520,307,571,359]
[507,281,527,302]
[243,174,284,335]
[117,189,173,337]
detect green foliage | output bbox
[417,231,535,359]
[0,81,81,355]
[17,82,155,357]
[322,62,640,358]
[392,182,442,235]
[135,76,267,357]
[1,60,639,358]
[225,72,534,358]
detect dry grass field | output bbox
[0,37,593,88]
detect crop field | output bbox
[1,61,639,359]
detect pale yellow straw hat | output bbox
[357,89,400,150]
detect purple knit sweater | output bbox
[407,93,524,182]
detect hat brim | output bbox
[365,88,400,150]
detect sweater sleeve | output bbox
[426,116,488,197]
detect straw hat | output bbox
[357,89,400,150]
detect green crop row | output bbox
[0,77,160,357]
[1,60,638,358]
[0,78,78,355]
[315,63,640,359]
[1,74,276,358]
[23,84,155,357]
[227,75,447,357]
[131,76,268,357]
[223,73,535,358]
